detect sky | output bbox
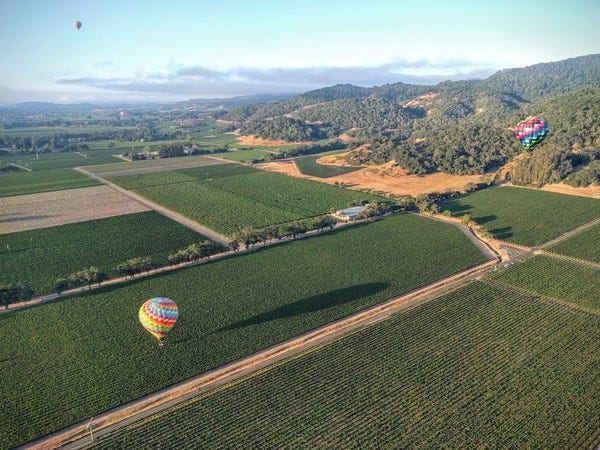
[0,0,598,104]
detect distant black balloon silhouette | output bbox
[74,20,82,31]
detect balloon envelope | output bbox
[514,117,549,150]
[139,297,179,342]
[74,20,82,30]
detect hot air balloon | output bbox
[514,117,549,151]
[74,20,82,30]
[139,297,179,346]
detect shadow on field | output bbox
[445,204,472,215]
[214,282,389,333]
[491,226,513,240]
[474,214,497,225]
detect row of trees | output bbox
[52,241,227,294]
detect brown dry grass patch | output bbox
[0,186,149,234]
[237,135,306,146]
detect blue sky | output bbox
[0,0,598,103]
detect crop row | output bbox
[546,223,600,264]
[92,281,600,449]
[441,186,600,246]
[488,254,600,313]
[110,165,378,235]
[0,214,487,448]
[0,211,214,293]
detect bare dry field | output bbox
[258,160,486,197]
[236,135,306,146]
[540,182,600,198]
[316,152,359,167]
[0,185,149,234]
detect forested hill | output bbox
[226,54,600,184]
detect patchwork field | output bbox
[91,281,600,449]
[83,154,228,176]
[0,214,488,448]
[546,223,600,263]
[489,255,600,313]
[441,186,600,246]
[108,164,380,235]
[0,167,100,197]
[0,211,218,293]
[0,185,149,234]
[0,150,125,196]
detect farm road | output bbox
[74,166,231,245]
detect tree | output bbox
[54,278,69,293]
[461,214,472,226]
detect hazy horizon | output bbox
[1,0,599,104]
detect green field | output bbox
[0,214,488,448]
[109,165,380,235]
[441,186,600,246]
[0,125,136,137]
[0,150,125,196]
[546,223,600,263]
[489,255,600,313]
[0,167,100,197]
[295,151,362,178]
[0,149,120,170]
[0,211,220,293]
[91,281,600,449]
[216,149,272,162]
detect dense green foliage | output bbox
[564,160,600,187]
[295,152,362,178]
[489,255,600,313]
[547,223,600,263]
[109,165,379,235]
[441,186,600,246]
[0,167,100,197]
[240,116,330,141]
[0,211,219,293]
[225,55,600,179]
[0,215,488,448]
[92,281,600,449]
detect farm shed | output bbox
[333,205,368,221]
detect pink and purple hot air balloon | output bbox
[514,117,549,151]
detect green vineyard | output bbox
[91,281,600,449]
[488,255,600,313]
[109,164,379,235]
[0,214,487,448]
[546,223,600,264]
[0,211,220,293]
[441,186,600,246]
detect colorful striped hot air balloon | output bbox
[514,117,549,151]
[139,297,179,345]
